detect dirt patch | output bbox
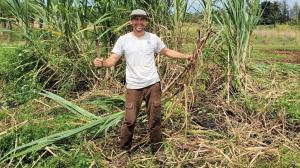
[273,50,300,64]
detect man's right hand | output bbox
[94,58,104,68]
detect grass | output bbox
[0,100,83,165]
[250,63,300,120]
[0,90,124,164]
[0,41,24,77]
[255,146,300,168]
[250,25,300,121]
[253,24,300,51]
[0,92,123,167]
[0,43,20,73]
[250,50,288,62]
[0,42,20,105]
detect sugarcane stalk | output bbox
[162,29,213,102]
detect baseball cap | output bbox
[130,9,147,17]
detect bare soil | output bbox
[273,50,300,64]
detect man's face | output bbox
[130,16,148,32]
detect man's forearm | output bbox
[101,54,120,68]
[102,59,114,68]
[161,48,191,59]
[168,50,190,59]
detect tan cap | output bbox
[130,9,147,17]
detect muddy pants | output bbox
[120,82,162,152]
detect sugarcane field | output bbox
[0,0,300,167]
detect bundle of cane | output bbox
[162,29,213,102]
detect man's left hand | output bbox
[186,55,196,65]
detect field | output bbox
[0,24,299,167]
[252,25,300,119]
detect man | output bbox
[94,9,192,161]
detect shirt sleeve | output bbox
[111,36,124,56]
[154,35,166,53]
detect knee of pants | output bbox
[152,101,161,115]
[124,103,137,127]
[149,101,162,128]
[124,119,136,127]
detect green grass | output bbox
[0,41,24,79]
[0,99,85,150]
[0,42,21,106]
[0,92,124,166]
[255,146,300,168]
[250,25,300,121]
[250,49,288,63]
[32,143,105,168]
[0,44,17,73]
[253,24,300,51]
[246,25,300,166]
[250,63,300,121]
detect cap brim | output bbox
[130,14,147,17]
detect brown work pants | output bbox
[120,82,162,152]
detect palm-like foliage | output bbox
[5,0,33,33]
[216,0,262,95]
[2,0,181,96]
[173,0,188,50]
[0,90,124,164]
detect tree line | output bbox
[260,0,300,25]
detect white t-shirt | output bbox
[112,32,166,89]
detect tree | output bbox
[280,0,290,23]
[291,2,300,21]
[260,1,281,25]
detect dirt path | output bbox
[273,50,300,64]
